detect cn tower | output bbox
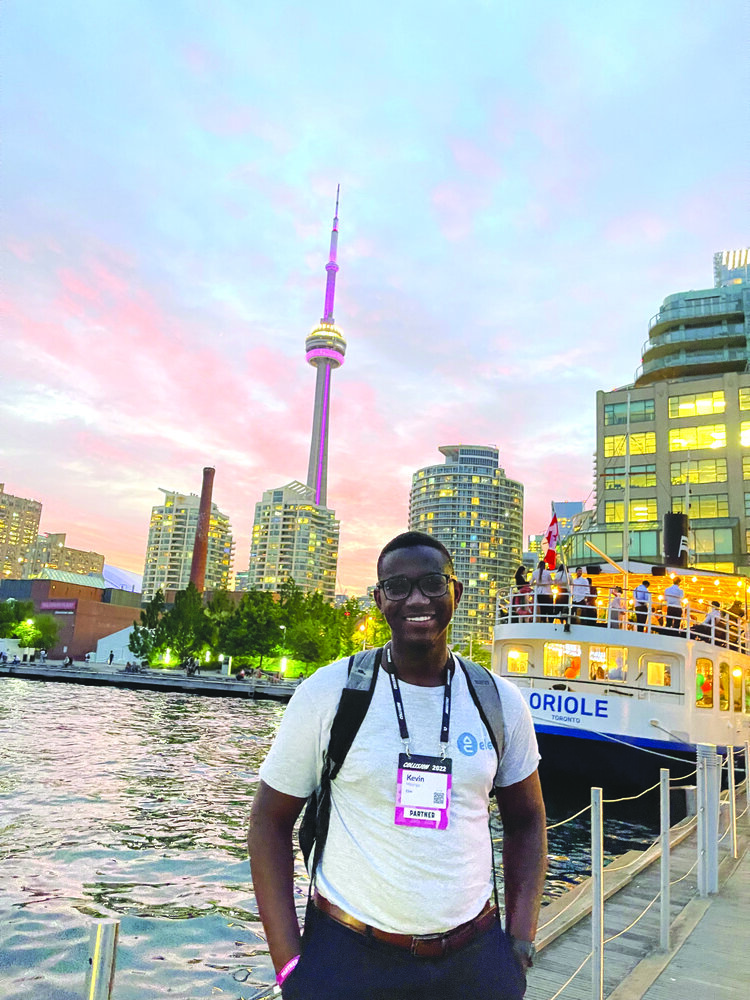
[305,186,347,507]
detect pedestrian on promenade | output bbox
[248,530,546,1000]
[108,650,114,666]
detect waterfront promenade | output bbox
[0,658,298,701]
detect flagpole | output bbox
[624,391,631,610]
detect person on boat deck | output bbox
[570,567,590,624]
[248,531,546,1000]
[553,562,570,622]
[607,587,625,629]
[725,600,744,650]
[663,578,684,632]
[531,559,554,622]
[511,565,532,621]
[633,580,651,633]
[693,601,726,644]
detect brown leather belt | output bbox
[312,890,498,958]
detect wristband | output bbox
[276,955,300,986]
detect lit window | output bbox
[668,391,725,418]
[604,433,656,457]
[669,425,726,451]
[506,648,529,674]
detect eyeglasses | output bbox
[377,573,456,602]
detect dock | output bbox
[527,788,748,999]
[0,661,298,701]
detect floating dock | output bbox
[0,661,297,701]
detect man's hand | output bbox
[248,781,308,973]
[496,771,547,945]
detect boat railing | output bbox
[497,582,750,655]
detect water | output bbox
[0,680,657,1000]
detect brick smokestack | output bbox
[189,466,215,592]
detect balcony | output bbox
[634,347,749,386]
[648,296,743,334]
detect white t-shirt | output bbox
[570,575,590,602]
[260,656,539,935]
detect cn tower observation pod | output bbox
[305,323,347,367]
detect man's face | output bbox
[374,545,462,648]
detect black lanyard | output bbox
[385,645,452,757]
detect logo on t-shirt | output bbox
[457,732,494,756]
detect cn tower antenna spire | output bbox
[305,187,347,508]
[322,184,340,324]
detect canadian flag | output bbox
[542,513,559,570]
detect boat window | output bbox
[696,658,713,708]
[506,647,530,674]
[646,661,672,687]
[719,663,730,711]
[543,643,581,679]
[590,645,626,682]
[732,667,742,712]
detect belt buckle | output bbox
[411,931,448,957]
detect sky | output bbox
[1,1,748,595]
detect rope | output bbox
[670,858,698,886]
[545,950,592,1000]
[603,890,659,943]
[546,804,592,830]
[670,767,697,782]
[603,778,661,803]
[537,884,590,931]
[602,835,660,873]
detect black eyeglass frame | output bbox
[376,572,457,602]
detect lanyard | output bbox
[385,645,452,758]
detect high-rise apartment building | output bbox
[248,481,339,600]
[23,532,104,578]
[141,489,234,601]
[0,484,42,579]
[248,192,345,597]
[409,445,523,643]
[565,250,750,573]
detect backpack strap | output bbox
[326,647,382,780]
[299,647,382,873]
[456,655,505,791]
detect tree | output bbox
[278,577,305,631]
[286,617,340,668]
[11,613,58,651]
[219,589,283,667]
[158,583,206,661]
[0,599,35,638]
[338,596,363,656]
[129,589,165,662]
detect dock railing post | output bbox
[696,745,706,896]
[83,919,119,1000]
[746,741,750,812]
[727,746,737,860]
[706,750,721,894]
[659,768,670,951]
[591,787,604,1000]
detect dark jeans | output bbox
[635,604,648,632]
[282,904,526,1000]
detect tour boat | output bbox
[491,563,750,795]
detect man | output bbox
[570,567,590,624]
[248,531,546,1000]
[633,579,651,633]
[663,577,684,632]
[694,601,725,645]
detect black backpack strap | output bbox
[299,647,382,873]
[326,647,382,779]
[457,656,505,791]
